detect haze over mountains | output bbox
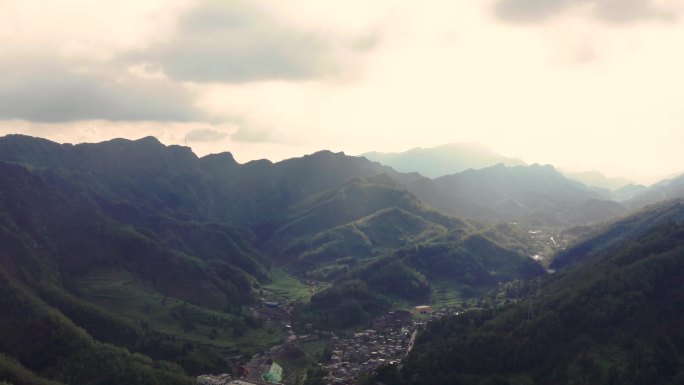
[362,142,684,226]
[361,143,651,190]
[562,170,636,191]
[401,163,628,228]
[362,143,526,178]
[2,134,684,385]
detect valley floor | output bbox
[225,302,465,385]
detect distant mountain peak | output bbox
[529,163,555,169]
[242,159,274,171]
[96,136,163,148]
[361,143,525,178]
[308,149,347,158]
[563,169,635,191]
[198,152,239,175]
[528,163,559,174]
[135,136,163,145]
[201,152,238,166]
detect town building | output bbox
[196,373,231,385]
[413,305,432,315]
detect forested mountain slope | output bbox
[551,199,684,269]
[412,163,628,228]
[0,135,552,383]
[627,174,684,209]
[391,200,684,385]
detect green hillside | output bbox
[385,200,684,385]
[551,199,684,269]
[0,135,556,383]
[0,161,278,384]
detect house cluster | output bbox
[323,306,465,385]
[196,373,264,385]
[251,300,291,324]
[372,310,414,330]
[196,374,232,385]
[197,358,283,385]
[197,305,464,385]
[324,317,417,384]
[423,305,462,321]
[235,348,287,385]
[526,228,577,262]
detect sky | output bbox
[2,0,684,184]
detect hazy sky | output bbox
[2,0,684,183]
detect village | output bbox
[195,303,463,385]
[322,305,461,385]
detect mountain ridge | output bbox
[361,142,525,178]
[403,163,627,227]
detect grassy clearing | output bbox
[387,280,464,312]
[429,280,465,309]
[388,296,419,312]
[233,324,285,353]
[78,269,283,354]
[261,268,314,303]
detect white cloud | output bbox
[0,57,204,122]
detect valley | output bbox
[1,135,683,385]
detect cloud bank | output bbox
[0,59,203,122]
[494,0,680,24]
[134,0,335,83]
[0,0,346,124]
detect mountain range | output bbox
[2,134,684,385]
[361,143,525,178]
[402,163,627,228]
[562,170,635,191]
[0,135,548,384]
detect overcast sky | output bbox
[2,0,683,183]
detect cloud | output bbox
[351,32,381,52]
[230,125,274,143]
[494,0,569,23]
[0,0,380,125]
[0,58,206,123]
[184,128,230,142]
[134,0,335,83]
[493,0,679,24]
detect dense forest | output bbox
[375,200,684,385]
